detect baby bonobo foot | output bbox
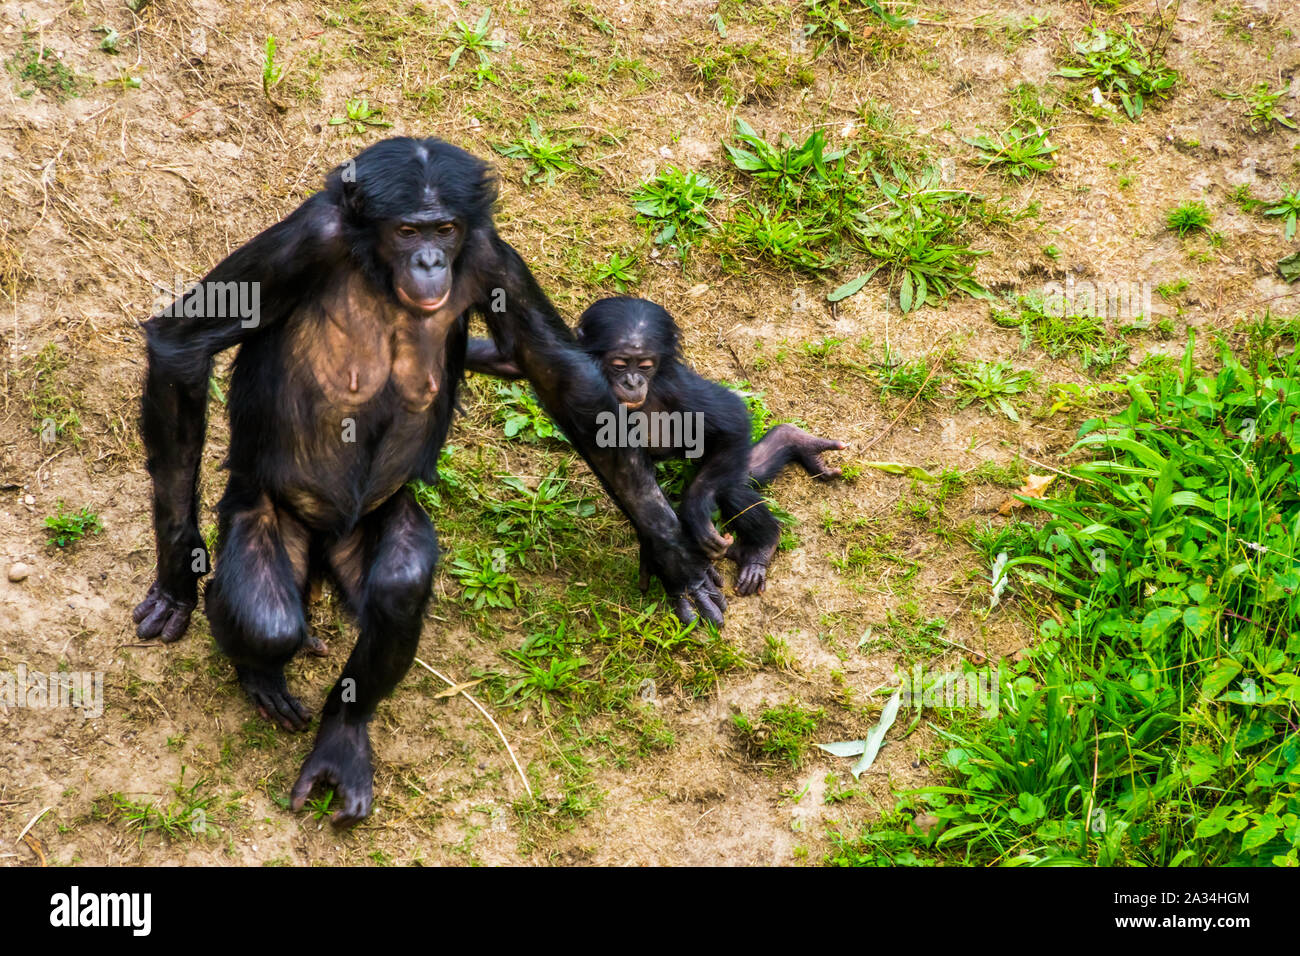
[290,715,374,828]
[237,664,311,731]
[300,634,330,658]
[735,561,767,596]
[796,432,848,481]
[728,541,777,597]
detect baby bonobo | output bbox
[467,296,845,595]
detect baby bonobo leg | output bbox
[749,423,847,485]
[718,484,781,596]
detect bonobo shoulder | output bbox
[297,191,346,244]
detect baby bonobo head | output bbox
[576,297,681,410]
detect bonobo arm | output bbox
[133,194,347,641]
[465,336,524,379]
[477,233,726,626]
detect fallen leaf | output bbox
[432,678,485,699]
[997,473,1054,514]
[852,688,902,778]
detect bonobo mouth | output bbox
[620,399,645,410]
[397,286,452,314]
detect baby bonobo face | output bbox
[604,349,658,409]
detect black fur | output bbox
[134,139,725,827]
[467,296,845,595]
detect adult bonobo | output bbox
[132,139,724,826]
[468,297,846,595]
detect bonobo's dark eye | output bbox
[435,222,457,237]
[397,225,420,238]
[611,360,628,370]
[638,361,655,371]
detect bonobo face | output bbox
[384,217,463,314]
[604,349,657,409]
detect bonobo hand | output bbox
[132,578,197,642]
[645,543,726,628]
[290,715,375,828]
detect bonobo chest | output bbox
[296,271,456,412]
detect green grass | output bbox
[45,501,103,548]
[733,700,825,768]
[94,769,220,844]
[964,124,1058,178]
[447,549,519,609]
[492,381,569,443]
[1166,200,1212,238]
[952,361,1034,421]
[328,97,392,135]
[1263,186,1300,241]
[857,332,1300,865]
[5,30,83,101]
[494,118,584,186]
[448,9,505,67]
[589,250,640,291]
[720,119,990,311]
[1057,24,1178,120]
[630,166,724,258]
[25,342,82,444]
[1219,83,1298,133]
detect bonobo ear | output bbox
[325,158,366,221]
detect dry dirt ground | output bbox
[0,0,1296,866]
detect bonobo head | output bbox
[577,297,681,410]
[327,137,498,316]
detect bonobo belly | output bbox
[275,406,436,529]
[269,276,461,530]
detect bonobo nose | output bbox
[414,248,446,272]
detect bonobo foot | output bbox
[729,540,777,597]
[132,580,196,643]
[734,561,768,596]
[796,434,848,481]
[291,715,375,828]
[237,664,311,731]
[300,634,330,657]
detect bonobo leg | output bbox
[749,423,847,486]
[291,488,438,828]
[205,489,313,731]
[718,484,781,596]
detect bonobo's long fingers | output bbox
[735,564,767,596]
[803,438,848,481]
[696,526,734,561]
[291,719,374,827]
[133,584,195,642]
[670,568,727,628]
[239,667,311,732]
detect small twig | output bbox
[414,657,533,800]
[1017,453,1099,486]
[861,361,939,453]
[16,806,53,843]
